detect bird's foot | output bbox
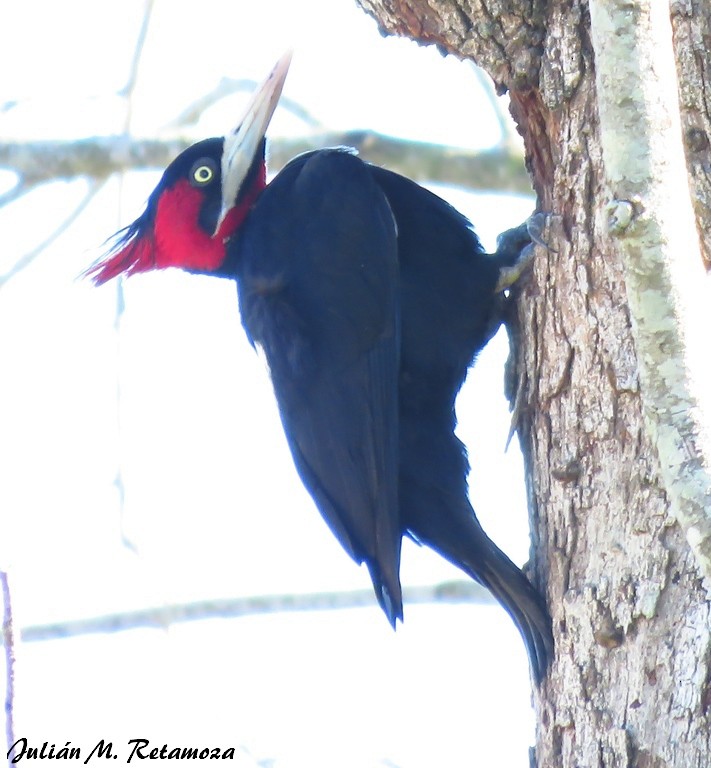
[494,212,552,292]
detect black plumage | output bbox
[92,55,553,682]
[223,149,552,679]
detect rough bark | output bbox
[670,0,711,269]
[357,0,711,765]
[589,0,711,598]
[356,0,547,91]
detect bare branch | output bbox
[111,273,133,552]
[19,580,493,643]
[119,0,155,103]
[108,0,157,535]
[2,571,16,761]
[0,99,19,114]
[166,79,324,131]
[0,133,532,194]
[0,180,107,289]
[0,178,35,209]
[470,63,521,149]
[272,133,531,193]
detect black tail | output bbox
[367,560,404,628]
[463,539,553,684]
[405,498,553,683]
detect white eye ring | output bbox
[192,164,214,185]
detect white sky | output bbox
[1,2,538,766]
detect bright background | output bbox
[1,1,537,766]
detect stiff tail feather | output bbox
[466,545,553,684]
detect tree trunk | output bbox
[357,0,711,765]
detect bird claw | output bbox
[494,212,553,293]
[495,247,535,293]
[524,211,552,250]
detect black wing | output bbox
[233,150,403,623]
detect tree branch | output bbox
[119,0,155,102]
[109,0,157,540]
[0,133,532,195]
[165,78,324,131]
[2,571,16,761]
[0,179,35,209]
[0,180,107,289]
[18,580,493,643]
[470,63,521,149]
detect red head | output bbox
[88,138,265,283]
[89,52,292,284]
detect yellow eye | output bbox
[192,164,214,185]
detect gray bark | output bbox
[357,0,711,765]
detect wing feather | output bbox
[234,150,402,621]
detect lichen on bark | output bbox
[355,0,711,765]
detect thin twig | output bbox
[118,0,155,113]
[165,78,324,131]
[0,99,19,114]
[113,0,156,548]
[1,571,16,763]
[0,178,33,209]
[0,180,107,289]
[114,271,134,552]
[470,62,521,149]
[18,581,493,643]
